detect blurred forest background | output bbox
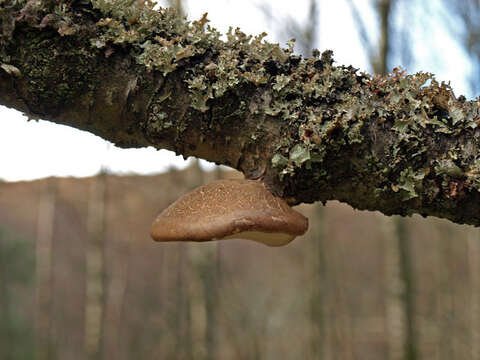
[2,0,480,359]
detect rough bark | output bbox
[2,1,480,226]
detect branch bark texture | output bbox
[2,0,480,226]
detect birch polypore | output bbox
[150,179,308,246]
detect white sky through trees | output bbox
[0,0,471,181]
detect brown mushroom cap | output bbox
[150,179,308,246]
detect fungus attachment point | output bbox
[150,179,308,247]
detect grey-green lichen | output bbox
[210,43,480,225]
[88,1,297,114]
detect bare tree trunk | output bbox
[201,244,218,360]
[175,243,194,360]
[0,229,12,360]
[308,204,329,359]
[426,222,442,360]
[85,173,107,359]
[383,217,405,360]
[35,178,57,360]
[431,224,455,360]
[380,215,417,360]
[392,217,417,360]
[102,241,130,360]
[374,0,393,74]
[468,229,480,360]
[330,241,354,360]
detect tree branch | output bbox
[2,1,480,226]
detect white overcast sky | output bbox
[0,0,471,181]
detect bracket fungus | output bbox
[150,179,309,246]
